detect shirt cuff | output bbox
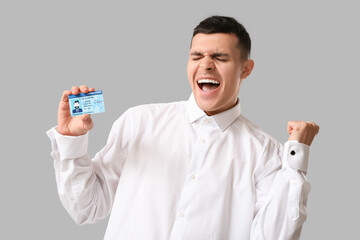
[46,127,89,160]
[283,140,310,173]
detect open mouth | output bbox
[197,79,220,92]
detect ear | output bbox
[240,59,255,80]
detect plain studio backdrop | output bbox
[1,0,359,239]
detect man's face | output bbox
[187,33,253,115]
[74,102,80,109]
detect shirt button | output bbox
[179,212,185,218]
[205,119,211,124]
[290,150,296,155]
[200,138,206,144]
[190,174,196,180]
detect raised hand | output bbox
[287,121,320,146]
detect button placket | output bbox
[170,121,213,238]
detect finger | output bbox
[81,114,90,121]
[307,121,320,135]
[287,121,296,127]
[81,114,94,131]
[306,121,316,128]
[58,90,72,119]
[287,127,293,135]
[71,86,80,95]
[60,90,71,103]
[89,87,95,92]
[287,121,295,134]
[82,114,94,123]
[79,85,89,93]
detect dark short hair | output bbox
[192,16,251,60]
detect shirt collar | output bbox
[187,94,241,132]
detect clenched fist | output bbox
[287,121,320,146]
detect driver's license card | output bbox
[68,90,105,117]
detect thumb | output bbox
[81,114,90,121]
[81,114,94,131]
[287,121,294,135]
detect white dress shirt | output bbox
[47,94,311,240]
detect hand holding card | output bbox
[57,86,98,136]
[68,90,105,117]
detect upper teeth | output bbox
[197,79,220,84]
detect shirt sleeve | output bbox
[250,140,311,240]
[46,109,133,225]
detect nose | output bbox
[200,57,214,71]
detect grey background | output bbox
[1,0,359,239]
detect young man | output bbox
[47,16,319,239]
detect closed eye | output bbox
[190,52,203,61]
[190,52,229,62]
[213,53,229,62]
[216,58,228,62]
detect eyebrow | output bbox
[190,51,230,58]
[212,52,230,58]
